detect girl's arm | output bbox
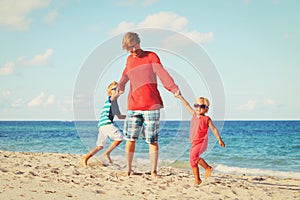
[175,94,194,115]
[208,119,225,147]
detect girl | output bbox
[176,94,225,185]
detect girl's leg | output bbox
[102,140,122,164]
[192,166,202,185]
[198,157,212,178]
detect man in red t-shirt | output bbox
[118,32,181,177]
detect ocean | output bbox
[0,120,299,179]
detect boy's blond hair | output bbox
[107,81,118,96]
[122,32,140,50]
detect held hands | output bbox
[118,89,124,94]
[173,90,181,98]
[111,89,123,101]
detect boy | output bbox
[81,81,126,166]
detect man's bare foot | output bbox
[194,179,202,186]
[116,171,130,177]
[123,171,133,176]
[204,166,213,178]
[151,170,158,178]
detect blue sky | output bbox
[0,0,299,120]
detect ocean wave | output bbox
[215,164,300,179]
[108,155,300,179]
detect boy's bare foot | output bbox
[204,166,213,178]
[194,179,202,186]
[102,153,113,164]
[80,157,88,167]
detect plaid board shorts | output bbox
[123,109,160,144]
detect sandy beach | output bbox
[0,150,299,200]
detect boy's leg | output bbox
[102,140,122,164]
[102,125,124,164]
[81,146,103,166]
[149,142,159,177]
[126,140,136,176]
[198,158,212,178]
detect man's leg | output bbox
[149,142,159,177]
[126,140,136,176]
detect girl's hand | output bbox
[219,139,225,147]
[174,90,181,98]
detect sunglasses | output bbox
[194,104,209,109]
[111,87,117,91]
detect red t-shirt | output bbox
[118,51,179,110]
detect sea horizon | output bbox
[1,120,299,179]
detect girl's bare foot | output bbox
[194,179,202,186]
[204,166,213,178]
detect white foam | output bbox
[215,164,300,179]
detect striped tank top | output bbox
[98,97,114,127]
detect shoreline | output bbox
[1,150,299,199]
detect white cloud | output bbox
[0,48,54,76]
[184,31,215,44]
[236,100,256,111]
[236,99,279,112]
[11,98,24,108]
[112,21,136,33]
[142,0,160,6]
[1,90,11,98]
[139,12,188,30]
[44,10,57,25]
[28,92,45,107]
[44,95,55,105]
[60,96,73,113]
[264,99,276,107]
[27,92,55,107]
[0,0,51,31]
[27,48,53,66]
[116,0,159,7]
[0,61,14,75]
[109,11,214,44]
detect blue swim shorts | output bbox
[123,109,160,143]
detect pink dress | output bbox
[189,114,210,168]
